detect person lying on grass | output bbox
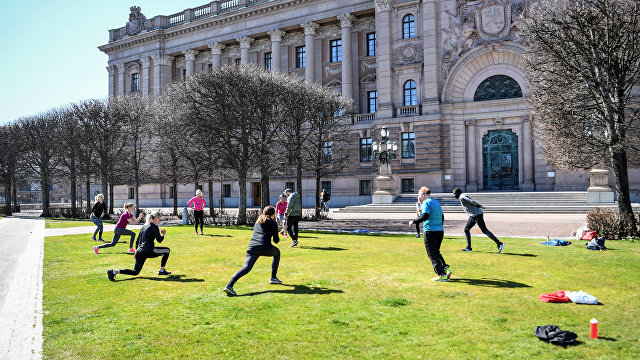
[107,211,171,281]
[223,205,282,296]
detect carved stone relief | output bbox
[393,42,423,66]
[353,16,376,32]
[316,24,341,39]
[121,6,150,37]
[282,32,305,46]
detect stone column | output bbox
[237,36,254,64]
[521,116,534,191]
[183,49,197,76]
[374,1,393,118]
[141,57,151,94]
[151,55,174,96]
[338,13,355,100]
[268,29,285,72]
[209,43,225,69]
[107,66,116,97]
[465,119,478,192]
[116,63,126,95]
[301,22,319,83]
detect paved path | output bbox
[0,215,44,360]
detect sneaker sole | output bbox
[223,288,236,296]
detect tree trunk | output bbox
[85,176,91,214]
[70,159,77,217]
[135,174,140,217]
[109,183,114,215]
[315,172,321,218]
[101,171,108,214]
[260,169,270,211]
[172,179,178,216]
[238,171,247,225]
[609,145,638,237]
[3,178,11,215]
[40,174,51,218]
[12,174,17,211]
[208,179,214,217]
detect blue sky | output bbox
[0,1,205,124]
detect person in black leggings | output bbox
[223,206,282,296]
[107,211,171,281]
[453,188,504,253]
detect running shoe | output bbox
[128,248,136,253]
[223,285,237,296]
[415,234,421,238]
[444,266,452,280]
[270,277,283,284]
[498,242,505,254]
[200,232,204,235]
[107,270,116,282]
[98,238,105,242]
[290,241,298,247]
[93,246,99,254]
[460,248,472,252]
[431,275,448,282]
[158,270,171,275]
[92,236,97,241]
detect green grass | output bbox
[45,218,115,229]
[43,226,640,359]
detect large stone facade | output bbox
[99,0,639,207]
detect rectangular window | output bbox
[182,68,187,80]
[367,91,377,113]
[366,32,376,56]
[208,64,213,71]
[359,137,372,162]
[401,179,415,193]
[234,58,241,65]
[196,184,203,191]
[322,141,333,164]
[295,46,306,68]
[223,184,231,198]
[321,181,332,195]
[359,180,371,196]
[330,39,342,62]
[285,182,295,192]
[169,186,175,199]
[131,73,139,92]
[128,187,135,199]
[401,132,416,159]
[264,52,272,70]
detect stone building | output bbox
[99,0,638,208]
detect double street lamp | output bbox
[372,126,398,166]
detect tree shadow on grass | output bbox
[297,245,347,251]
[237,284,343,297]
[118,274,205,282]
[448,278,531,288]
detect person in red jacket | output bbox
[187,189,207,235]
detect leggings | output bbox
[227,246,280,287]
[464,214,500,249]
[424,231,448,275]
[415,222,421,235]
[119,247,170,276]
[194,210,204,232]
[97,227,136,249]
[90,214,103,239]
[286,215,300,241]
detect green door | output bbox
[482,129,519,190]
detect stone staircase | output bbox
[335,192,635,213]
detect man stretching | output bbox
[453,188,504,253]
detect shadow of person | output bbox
[118,274,205,282]
[238,284,343,297]
[297,246,347,251]
[448,278,531,288]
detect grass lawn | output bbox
[45,218,115,229]
[43,225,640,359]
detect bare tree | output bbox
[72,101,99,214]
[524,0,640,236]
[0,124,22,215]
[53,106,83,217]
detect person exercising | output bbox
[453,188,504,253]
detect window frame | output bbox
[295,46,306,68]
[367,90,377,113]
[130,73,139,93]
[401,132,416,159]
[366,32,376,56]
[128,187,135,199]
[322,141,333,164]
[264,52,273,70]
[359,180,372,196]
[223,184,231,198]
[403,80,417,106]
[401,178,415,193]
[402,14,416,39]
[330,39,342,62]
[285,182,295,192]
[359,137,373,162]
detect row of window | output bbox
[285,32,376,69]
[359,132,415,162]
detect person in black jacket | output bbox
[90,194,106,241]
[107,211,171,281]
[224,206,282,296]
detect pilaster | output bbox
[338,13,356,100]
[151,55,174,96]
[116,63,126,96]
[140,57,151,94]
[465,119,478,192]
[374,1,393,118]
[521,115,534,191]
[107,66,116,97]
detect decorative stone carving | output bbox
[175,58,186,67]
[442,1,527,76]
[116,63,126,73]
[316,24,341,39]
[282,32,305,45]
[151,55,174,66]
[106,66,116,75]
[252,39,271,52]
[225,45,240,57]
[375,0,393,12]
[393,42,423,65]
[140,57,151,67]
[494,117,503,127]
[196,52,212,64]
[122,6,149,36]
[209,43,225,55]
[268,29,285,42]
[324,65,342,77]
[182,49,198,61]
[465,119,477,126]
[337,13,356,28]
[301,22,319,35]
[360,61,377,73]
[237,36,254,49]
[353,16,376,32]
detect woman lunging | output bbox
[90,193,106,242]
[188,189,207,235]
[94,203,143,254]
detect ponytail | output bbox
[124,202,135,210]
[257,205,276,224]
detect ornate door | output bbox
[482,129,519,190]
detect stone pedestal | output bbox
[587,169,614,203]
[372,164,397,204]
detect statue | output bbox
[123,6,148,36]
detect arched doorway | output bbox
[483,129,519,190]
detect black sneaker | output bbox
[158,270,171,275]
[223,285,237,296]
[498,242,505,254]
[460,248,472,252]
[107,270,116,282]
[290,241,298,247]
[270,277,283,284]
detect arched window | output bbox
[403,80,417,106]
[402,14,416,39]
[474,75,523,101]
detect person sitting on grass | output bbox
[107,211,171,281]
[224,205,282,296]
[94,203,143,254]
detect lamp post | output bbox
[371,126,399,204]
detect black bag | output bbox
[534,325,578,346]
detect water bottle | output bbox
[590,318,598,339]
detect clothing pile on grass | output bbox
[539,290,598,304]
[534,325,578,346]
[539,238,571,246]
[576,224,607,251]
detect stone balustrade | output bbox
[353,113,376,124]
[396,105,420,117]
